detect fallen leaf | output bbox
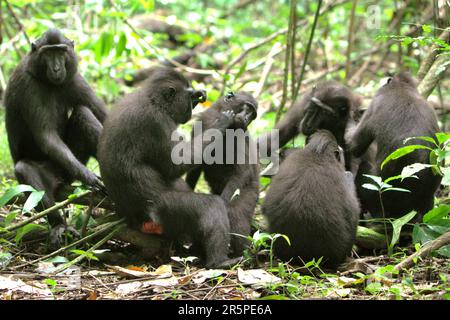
[86,291,98,300]
[237,268,281,285]
[149,264,172,278]
[115,277,179,295]
[0,275,53,297]
[192,269,227,284]
[106,265,151,278]
[106,264,172,279]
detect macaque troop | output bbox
[4,28,443,270]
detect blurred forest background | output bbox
[0,0,449,300]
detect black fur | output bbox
[349,72,441,219]
[98,67,240,268]
[258,81,361,170]
[186,92,259,255]
[262,130,360,270]
[4,28,107,243]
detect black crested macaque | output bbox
[4,28,107,245]
[349,72,441,219]
[185,92,259,256]
[98,67,241,268]
[258,81,361,169]
[262,130,360,270]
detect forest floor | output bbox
[0,226,448,300]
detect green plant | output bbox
[362,174,413,254]
[171,256,198,275]
[381,133,450,257]
[242,230,290,269]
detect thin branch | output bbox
[290,0,298,96]
[12,219,124,270]
[220,0,257,19]
[253,42,280,98]
[290,0,322,105]
[81,200,94,238]
[108,0,218,76]
[394,230,450,271]
[275,0,296,123]
[51,224,124,275]
[395,0,403,67]
[221,0,349,93]
[417,28,450,81]
[4,0,29,44]
[345,0,358,81]
[0,0,3,45]
[2,19,23,58]
[418,53,450,98]
[1,190,92,234]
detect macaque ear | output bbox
[70,40,75,47]
[31,42,37,52]
[162,86,176,101]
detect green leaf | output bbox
[390,211,417,248]
[115,32,127,57]
[45,279,58,287]
[381,145,431,169]
[45,256,69,264]
[437,244,450,258]
[412,224,435,245]
[0,251,12,268]
[70,249,99,261]
[384,187,411,193]
[362,174,383,187]
[139,0,154,11]
[4,211,18,226]
[0,185,36,207]
[102,32,114,57]
[423,205,450,224]
[400,163,433,180]
[274,234,291,246]
[436,132,450,145]
[427,224,448,234]
[422,25,432,33]
[362,183,379,191]
[235,61,248,81]
[15,224,46,244]
[23,190,45,213]
[404,136,437,146]
[258,295,289,300]
[442,167,450,186]
[365,282,382,295]
[384,175,402,183]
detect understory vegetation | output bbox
[0,0,449,300]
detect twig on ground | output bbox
[394,230,450,271]
[51,224,124,275]
[1,190,92,234]
[12,219,124,270]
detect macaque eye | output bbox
[225,92,235,102]
[338,105,348,116]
